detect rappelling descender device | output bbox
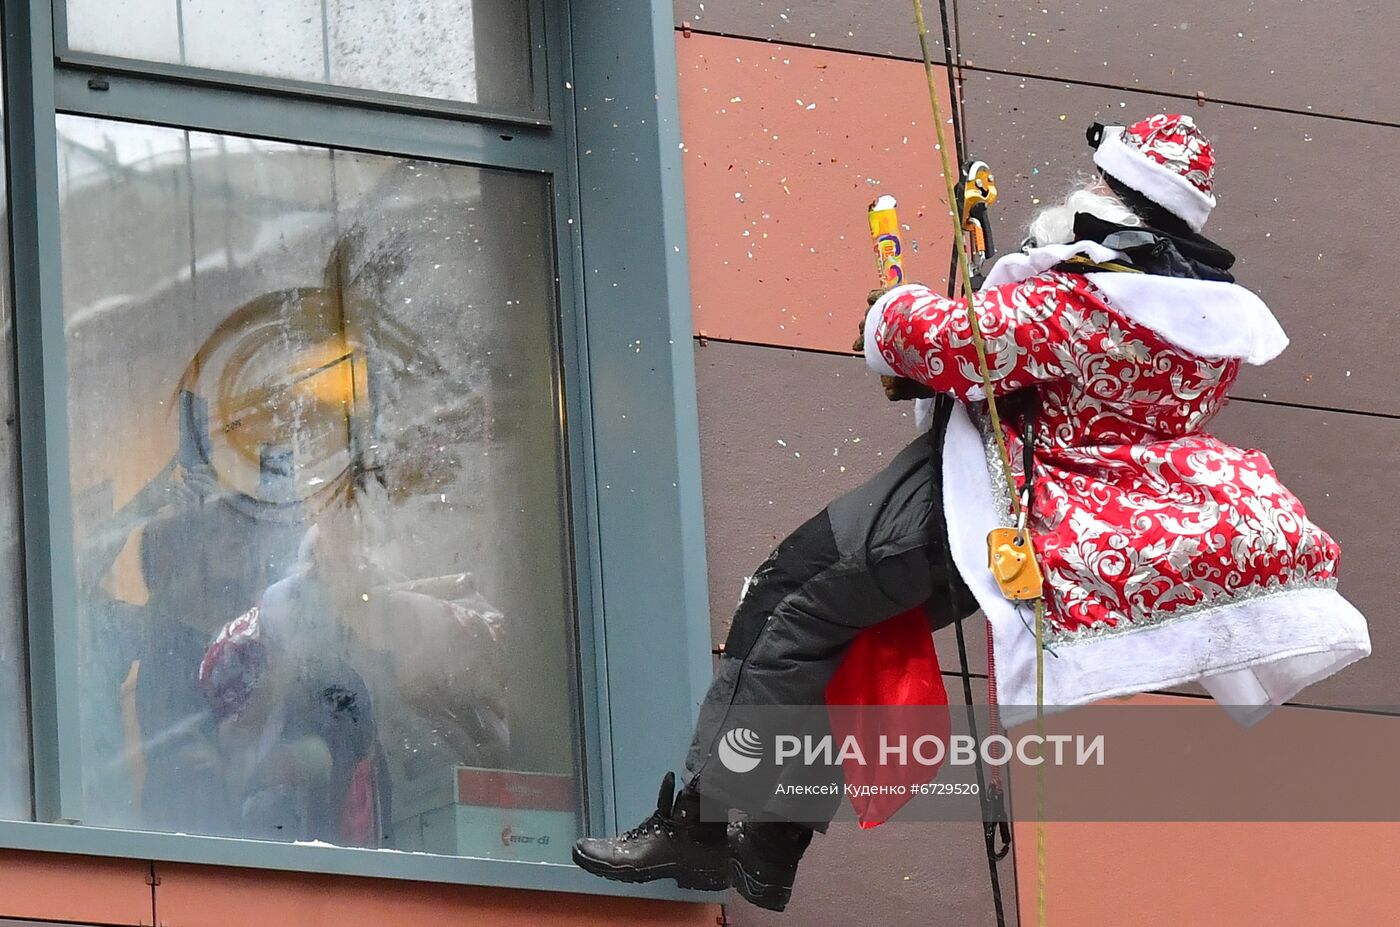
[956,159,999,289]
[955,159,1045,602]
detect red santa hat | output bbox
[1090,113,1217,232]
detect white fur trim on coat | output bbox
[1094,127,1217,232]
[882,242,1288,433]
[1085,272,1288,365]
[985,241,1289,365]
[979,240,1126,290]
[941,403,1371,728]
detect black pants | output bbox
[683,426,976,828]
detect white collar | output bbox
[980,241,1288,365]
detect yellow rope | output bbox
[1035,597,1047,926]
[909,0,1020,518]
[909,2,1047,922]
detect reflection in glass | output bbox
[63,0,534,111]
[0,39,33,821]
[60,115,579,857]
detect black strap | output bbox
[927,276,1012,924]
[1021,403,1036,515]
[934,4,1011,922]
[1021,410,1034,494]
[935,3,1013,924]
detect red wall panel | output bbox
[0,851,154,925]
[153,863,717,927]
[677,32,957,353]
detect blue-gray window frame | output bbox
[1,0,712,900]
[49,0,554,125]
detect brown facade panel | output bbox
[677,32,956,354]
[672,0,942,62]
[738,823,1017,925]
[683,335,1018,921]
[1209,399,1396,709]
[730,831,1014,925]
[694,340,990,674]
[695,339,923,632]
[961,71,1400,416]
[958,1,1399,124]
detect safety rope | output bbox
[911,1,1049,923]
[928,4,1012,924]
[946,583,1008,927]
[931,0,1007,798]
[911,0,1018,517]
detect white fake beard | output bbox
[1025,185,1142,248]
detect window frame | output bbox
[49,0,554,126]
[2,0,712,900]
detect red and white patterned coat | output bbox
[864,241,1370,722]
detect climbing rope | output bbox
[910,1,1049,923]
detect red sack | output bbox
[824,606,950,828]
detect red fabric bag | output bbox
[824,606,950,828]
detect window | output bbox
[0,0,704,896]
[60,117,579,852]
[57,0,541,116]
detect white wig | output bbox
[1025,175,1141,248]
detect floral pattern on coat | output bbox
[871,271,1339,639]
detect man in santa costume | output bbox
[574,113,1371,910]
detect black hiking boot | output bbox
[572,772,729,890]
[727,820,814,912]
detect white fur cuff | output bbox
[863,286,921,377]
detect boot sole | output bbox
[728,858,792,912]
[572,846,728,892]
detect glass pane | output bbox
[0,38,33,820]
[60,115,580,858]
[63,0,535,112]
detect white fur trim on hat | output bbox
[1094,126,1217,232]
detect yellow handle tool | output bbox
[868,195,906,289]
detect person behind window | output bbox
[198,590,387,846]
[197,468,510,846]
[179,226,511,846]
[76,453,303,833]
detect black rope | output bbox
[938,0,964,295]
[949,584,1008,927]
[936,2,966,164]
[933,1,1012,924]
